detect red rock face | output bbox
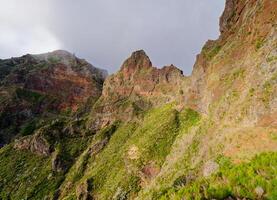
[2,50,106,112]
[186,0,277,123]
[24,63,102,111]
[0,50,107,144]
[103,50,184,101]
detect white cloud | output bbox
[0,0,61,58]
[0,26,61,58]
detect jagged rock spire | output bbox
[120,50,152,71]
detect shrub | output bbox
[158,152,277,200]
[20,119,38,136]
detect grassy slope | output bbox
[158,152,277,200]
[0,136,91,200]
[59,104,201,199]
[0,102,276,200]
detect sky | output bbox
[0,0,225,75]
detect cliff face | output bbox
[0,0,276,200]
[187,0,277,125]
[0,50,106,144]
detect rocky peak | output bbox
[31,50,108,79]
[90,50,186,130]
[120,50,152,75]
[161,64,184,75]
[32,50,74,65]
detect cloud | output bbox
[0,26,61,57]
[0,0,225,74]
[0,0,61,57]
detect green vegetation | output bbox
[0,145,63,199]
[269,131,277,141]
[255,38,266,51]
[266,56,277,63]
[0,134,91,200]
[202,44,222,61]
[261,72,276,108]
[1,2,276,199]
[262,81,273,107]
[158,152,277,200]
[222,68,245,87]
[249,88,255,97]
[59,104,201,199]
[48,56,61,64]
[19,119,38,136]
[15,88,45,103]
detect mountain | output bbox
[89,50,186,131]
[0,50,107,145]
[0,0,276,199]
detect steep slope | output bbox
[0,0,276,200]
[0,50,107,145]
[137,0,277,199]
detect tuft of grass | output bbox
[261,80,274,108]
[266,56,277,63]
[255,38,266,51]
[19,119,38,136]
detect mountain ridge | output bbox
[0,0,276,199]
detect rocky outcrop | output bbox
[52,151,66,172]
[185,0,277,125]
[219,0,237,34]
[14,133,51,156]
[76,180,93,200]
[89,50,186,130]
